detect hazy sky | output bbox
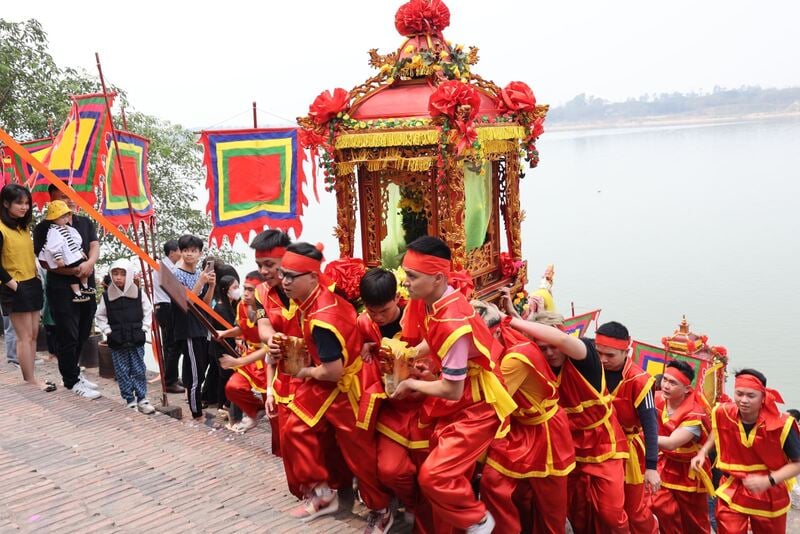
[5,0,800,130]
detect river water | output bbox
[528,118,800,407]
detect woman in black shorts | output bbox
[0,184,54,391]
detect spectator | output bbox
[0,184,53,391]
[33,183,100,399]
[3,315,16,365]
[95,258,155,414]
[38,200,92,303]
[210,273,242,424]
[152,239,184,393]
[172,234,215,420]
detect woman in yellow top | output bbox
[0,184,53,391]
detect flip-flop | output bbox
[43,381,57,392]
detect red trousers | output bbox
[225,372,264,419]
[624,483,657,534]
[276,403,301,497]
[282,394,390,510]
[377,435,435,534]
[567,460,630,534]
[481,464,568,534]
[716,498,787,533]
[418,401,499,531]
[651,487,710,533]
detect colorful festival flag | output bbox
[101,130,153,227]
[562,309,600,338]
[199,128,308,246]
[630,340,708,388]
[29,93,115,208]
[2,137,54,187]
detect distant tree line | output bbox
[549,86,800,124]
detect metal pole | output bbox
[252,101,258,128]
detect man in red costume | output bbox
[597,321,660,534]
[357,267,435,532]
[692,368,800,533]
[392,236,516,534]
[651,360,712,532]
[217,271,268,433]
[506,312,630,533]
[277,242,393,534]
[473,301,575,534]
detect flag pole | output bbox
[96,52,164,398]
[252,101,258,128]
[141,218,168,406]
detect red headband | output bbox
[255,247,287,260]
[281,251,322,274]
[595,334,630,351]
[664,366,691,387]
[403,249,450,276]
[735,374,786,430]
[244,276,263,287]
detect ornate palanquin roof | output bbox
[297,0,547,190]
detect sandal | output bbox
[43,381,57,392]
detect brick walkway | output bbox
[3,352,799,533]
[0,355,409,533]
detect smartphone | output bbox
[205,260,215,272]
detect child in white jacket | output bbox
[96,258,155,414]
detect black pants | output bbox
[179,336,209,418]
[47,284,96,389]
[155,303,180,385]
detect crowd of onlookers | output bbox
[0,180,258,422]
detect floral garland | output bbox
[497,81,545,172]
[323,257,367,302]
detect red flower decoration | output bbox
[499,252,522,278]
[429,80,480,120]
[395,0,450,36]
[308,88,349,126]
[499,81,536,113]
[531,116,545,139]
[323,257,367,301]
[298,128,326,149]
[429,80,481,154]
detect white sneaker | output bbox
[126,400,138,409]
[137,399,156,415]
[79,373,99,389]
[232,415,258,433]
[71,381,101,399]
[466,511,495,534]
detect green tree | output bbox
[0,18,241,269]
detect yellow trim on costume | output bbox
[516,403,559,426]
[624,433,645,484]
[358,388,387,431]
[712,405,771,473]
[376,423,430,450]
[437,324,472,359]
[780,416,794,446]
[307,319,351,365]
[287,387,341,427]
[485,456,576,480]
[633,376,655,408]
[467,363,517,422]
[235,367,267,394]
[716,477,792,518]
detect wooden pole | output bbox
[141,219,168,406]
[252,101,258,128]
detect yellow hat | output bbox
[45,200,72,221]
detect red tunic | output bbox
[486,328,575,478]
[255,283,302,404]
[286,284,370,428]
[655,392,711,493]
[232,300,267,392]
[713,402,798,518]
[401,291,516,423]
[357,310,433,450]
[610,358,655,484]
[556,358,628,464]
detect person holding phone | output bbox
[172,234,215,420]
